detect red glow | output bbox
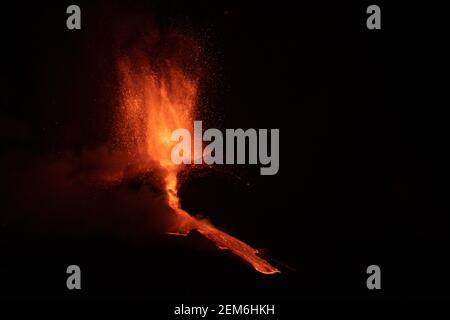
[115,38,279,275]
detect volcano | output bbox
[113,31,279,275]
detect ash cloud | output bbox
[1,159,176,247]
[2,147,177,241]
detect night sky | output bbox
[0,0,448,307]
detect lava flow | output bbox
[115,41,279,275]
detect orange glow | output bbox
[116,44,279,275]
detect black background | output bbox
[0,0,448,305]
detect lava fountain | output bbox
[115,39,279,275]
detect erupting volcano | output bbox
[114,34,279,275]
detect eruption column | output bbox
[116,46,279,275]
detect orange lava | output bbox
[116,43,279,275]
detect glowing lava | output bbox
[115,42,279,275]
